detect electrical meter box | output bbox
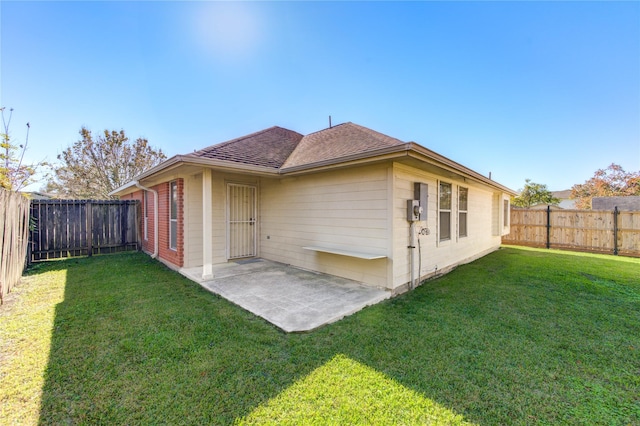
[407,200,422,222]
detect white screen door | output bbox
[227,184,257,259]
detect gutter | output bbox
[109,139,516,199]
[134,181,159,258]
[179,155,280,175]
[406,143,518,195]
[109,155,280,196]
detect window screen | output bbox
[170,181,177,250]
[459,187,468,238]
[439,182,452,241]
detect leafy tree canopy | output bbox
[46,127,166,199]
[512,179,560,208]
[571,163,640,209]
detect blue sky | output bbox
[2,1,639,192]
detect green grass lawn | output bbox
[1,247,639,425]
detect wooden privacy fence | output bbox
[29,199,139,262]
[502,207,640,257]
[0,189,30,304]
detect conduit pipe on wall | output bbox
[134,181,158,258]
[409,221,416,290]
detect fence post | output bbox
[546,205,551,249]
[134,200,141,251]
[86,201,93,257]
[26,238,31,267]
[26,201,32,267]
[121,202,127,249]
[613,206,619,256]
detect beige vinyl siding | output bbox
[260,164,390,288]
[392,163,503,290]
[183,173,203,267]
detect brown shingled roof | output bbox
[111,121,517,197]
[281,122,405,169]
[187,126,304,169]
[185,122,404,171]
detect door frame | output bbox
[226,183,258,260]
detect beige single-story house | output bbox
[110,122,516,294]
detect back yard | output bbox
[1,247,638,425]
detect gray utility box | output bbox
[414,182,428,221]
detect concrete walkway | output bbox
[180,259,390,332]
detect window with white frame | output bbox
[503,199,509,228]
[169,181,177,250]
[439,182,452,241]
[459,186,468,238]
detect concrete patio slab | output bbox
[180,259,390,332]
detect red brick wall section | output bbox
[156,179,184,268]
[146,189,156,255]
[119,180,183,268]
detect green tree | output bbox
[46,127,166,199]
[571,163,640,209]
[1,107,45,191]
[511,179,560,208]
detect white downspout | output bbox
[134,181,158,259]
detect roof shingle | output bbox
[187,126,304,169]
[281,122,405,169]
[185,122,404,171]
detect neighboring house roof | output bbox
[551,190,577,209]
[552,190,572,199]
[557,199,577,209]
[23,191,54,200]
[281,122,404,169]
[188,126,304,169]
[592,196,640,211]
[110,122,516,196]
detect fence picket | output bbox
[0,188,31,304]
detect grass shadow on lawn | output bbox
[35,248,640,425]
[36,253,326,424]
